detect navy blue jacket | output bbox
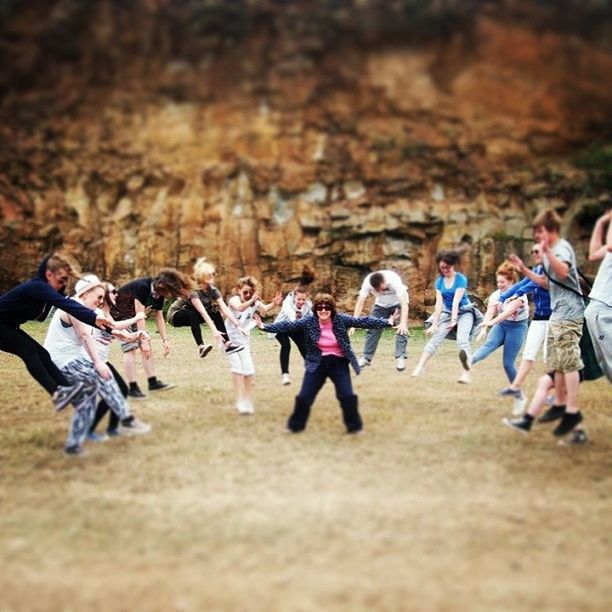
[0,256,97,328]
[263,312,391,374]
[499,264,551,320]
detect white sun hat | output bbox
[74,274,104,298]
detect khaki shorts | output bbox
[546,318,583,373]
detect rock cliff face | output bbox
[0,0,611,313]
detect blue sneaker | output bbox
[86,432,107,442]
[499,386,522,399]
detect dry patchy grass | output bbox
[0,322,611,612]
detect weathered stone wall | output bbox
[0,0,610,314]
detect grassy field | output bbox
[0,322,611,612]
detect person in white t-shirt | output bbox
[352,269,409,371]
[224,276,282,414]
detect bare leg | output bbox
[526,374,555,418]
[232,373,245,403]
[510,359,535,389]
[411,351,431,377]
[243,375,254,404]
[563,370,580,414]
[142,351,155,378]
[123,350,137,383]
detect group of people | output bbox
[0,208,609,454]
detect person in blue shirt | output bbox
[411,249,481,381]
[0,253,113,411]
[498,246,552,413]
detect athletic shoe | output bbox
[128,386,147,400]
[502,416,532,434]
[457,370,471,384]
[64,444,86,457]
[225,343,245,355]
[458,349,471,371]
[198,344,213,358]
[106,428,122,438]
[512,394,528,416]
[357,356,371,368]
[538,404,565,423]
[281,373,291,385]
[52,381,84,411]
[558,428,588,446]
[236,400,254,415]
[148,380,175,392]
[499,386,522,399]
[86,432,107,442]
[120,418,152,435]
[396,357,406,371]
[553,411,583,437]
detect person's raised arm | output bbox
[507,254,548,289]
[589,210,612,261]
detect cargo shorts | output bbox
[546,318,584,373]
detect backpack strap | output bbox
[542,266,586,305]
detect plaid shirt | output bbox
[263,312,391,374]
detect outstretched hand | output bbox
[253,313,264,330]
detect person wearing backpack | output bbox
[508,209,585,438]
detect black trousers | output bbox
[171,307,229,346]
[0,322,68,394]
[276,330,307,374]
[289,355,362,433]
[89,362,129,433]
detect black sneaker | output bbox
[225,343,244,355]
[459,349,471,371]
[553,411,583,437]
[128,386,147,400]
[148,380,175,392]
[538,404,566,423]
[558,428,588,446]
[502,416,532,435]
[198,344,213,358]
[52,381,84,411]
[64,444,86,457]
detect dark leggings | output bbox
[276,331,307,374]
[171,307,229,346]
[89,362,129,433]
[0,322,69,394]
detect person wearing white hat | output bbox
[43,274,149,455]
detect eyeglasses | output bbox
[108,288,118,295]
[315,304,332,312]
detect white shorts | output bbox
[227,346,255,376]
[522,319,548,361]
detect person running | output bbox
[257,292,396,434]
[585,209,612,382]
[458,262,529,385]
[86,280,152,440]
[167,258,244,358]
[507,208,585,438]
[224,276,282,414]
[111,269,193,399]
[411,249,482,380]
[352,269,409,371]
[44,276,150,455]
[497,245,552,414]
[0,252,113,412]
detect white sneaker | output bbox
[236,400,254,415]
[357,356,371,368]
[396,357,406,371]
[120,418,152,435]
[457,371,471,384]
[512,395,528,416]
[281,373,291,385]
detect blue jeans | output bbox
[363,304,406,361]
[471,320,528,383]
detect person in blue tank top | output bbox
[411,250,481,381]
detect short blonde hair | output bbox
[193,258,216,283]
